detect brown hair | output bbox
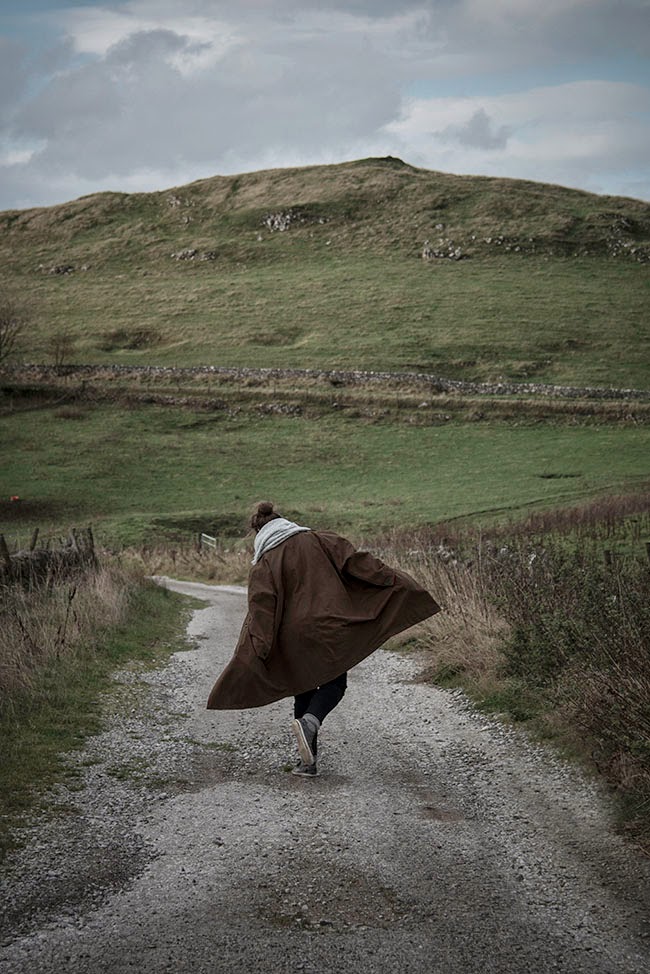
[250,500,282,533]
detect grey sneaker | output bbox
[291,761,319,777]
[292,717,317,766]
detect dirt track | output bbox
[1,579,649,973]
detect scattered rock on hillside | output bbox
[422,239,465,260]
[605,215,649,261]
[256,402,302,416]
[167,193,193,209]
[42,263,75,274]
[264,211,296,232]
[262,208,328,232]
[170,249,218,261]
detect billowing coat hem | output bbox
[206,530,441,711]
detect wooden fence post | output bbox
[0,534,11,572]
[85,526,98,567]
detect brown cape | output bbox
[206,530,440,710]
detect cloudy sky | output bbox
[1,0,649,210]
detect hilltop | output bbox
[1,157,649,387]
[4,156,650,261]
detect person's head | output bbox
[250,500,282,533]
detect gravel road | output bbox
[1,579,649,974]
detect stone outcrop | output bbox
[422,240,465,260]
[262,209,328,232]
[170,249,217,261]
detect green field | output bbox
[3,256,647,389]
[1,403,648,546]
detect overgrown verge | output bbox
[383,490,650,846]
[0,560,195,861]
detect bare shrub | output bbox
[0,296,28,364]
[471,536,649,822]
[567,657,650,802]
[47,331,76,366]
[484,539,650,687]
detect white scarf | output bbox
[252,517,311,565]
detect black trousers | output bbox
[293,672,348,756]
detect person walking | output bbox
[207,502,440,776]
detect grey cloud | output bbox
[107,27,195,64]
[408,0,650,74]
[0,38,30,124]
[16,61,123,141]
[439,108,510,150]
[558,0,650,59]
[254,0,650,63]
[188,0,426,18]
[6,20,405,183]
[0,35,76,130]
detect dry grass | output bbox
[380,544,509,691]
[0,551,193,860]
[0,561,136,705]
[484,488,650,541]
[126,540,253,586]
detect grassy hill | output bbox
[2,157,649,388]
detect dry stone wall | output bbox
[3,364,649,402]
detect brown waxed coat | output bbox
[206,530,440,710]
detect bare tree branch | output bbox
[0,297,27,364]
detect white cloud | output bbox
[385,80,650,194]
[391,81,650,133]
[0,147,37,166]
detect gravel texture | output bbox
[1,578,649,974]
